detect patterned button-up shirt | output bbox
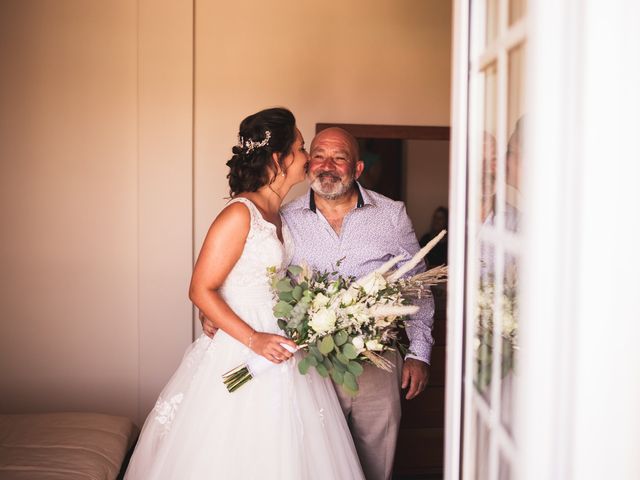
[281,183,434,364]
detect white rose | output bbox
[309,308,337,334]
[351,336,365,353]
[360,273,387,296]
[340,289,357,306]
[312,293,330,309]
[365,339,384,351]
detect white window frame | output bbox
[447,0,527,478]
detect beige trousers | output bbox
[334,351,403,480]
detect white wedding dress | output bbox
[125,197,364,480]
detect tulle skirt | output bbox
[124,292,364,480]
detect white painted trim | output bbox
[473,21,526,72]
[444,1,470,479]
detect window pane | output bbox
[500,254,519,434]
[480,64,498,225]
[505,44,526,233]
[486,0,499,45]
[475,242,495,399]
[499,451,513,480]
[474,413,491,480]
[509,0,527,25]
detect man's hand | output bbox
[199,310,218,338]
[401,358,430,400]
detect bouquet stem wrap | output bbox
[222,344,297,392]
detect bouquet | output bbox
[222,230,448,395]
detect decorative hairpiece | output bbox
[237,130,272,154]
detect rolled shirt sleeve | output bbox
[393,203,435,364]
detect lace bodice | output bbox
[220,197,293,298]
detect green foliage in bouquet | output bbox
[270,264,409,396]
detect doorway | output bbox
[317,123,450,479]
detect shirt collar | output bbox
[308,182,369,213]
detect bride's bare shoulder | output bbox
[211,201,251,231]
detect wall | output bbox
[0,0,193,425]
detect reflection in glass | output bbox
[474,413,491,480]
[509,0,527,25]
[475,242,495,399]
[508,44,526,133]
[486,0,499,45]
[481,64,498,224]
[506,44,526,232]
[500,254,519,434]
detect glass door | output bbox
[465,1,527,478]
[448,0,528,478]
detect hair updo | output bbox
[226,107,296,197]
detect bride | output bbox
[124,108,365,479]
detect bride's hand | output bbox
[199,310,218,338]
[250,332,297,364]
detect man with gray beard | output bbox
[281,127,434,480]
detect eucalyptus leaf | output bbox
[319,335,335,355]
[276,278,293,293]
[288,265,303,276]
[343,371,358,391]
[277,319,287,331]
[322,356,333,371]
[310,345,324,362]
[335,351,349,365]
[298,357,310,375]
[307,355,318,367]
[274,301,293,317]
[330,369,344,384]
[292,285,303,301]
[299,296,311,307]
[341,383,358,397]
[331,355,347,373]
[347,361,364,377]
[333,330,348,346]
[278,291,294,302]
[315,364,329,378]
[342,343,358,360]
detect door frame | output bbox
[444,0,471,478]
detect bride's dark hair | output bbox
[226,107,296,197]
